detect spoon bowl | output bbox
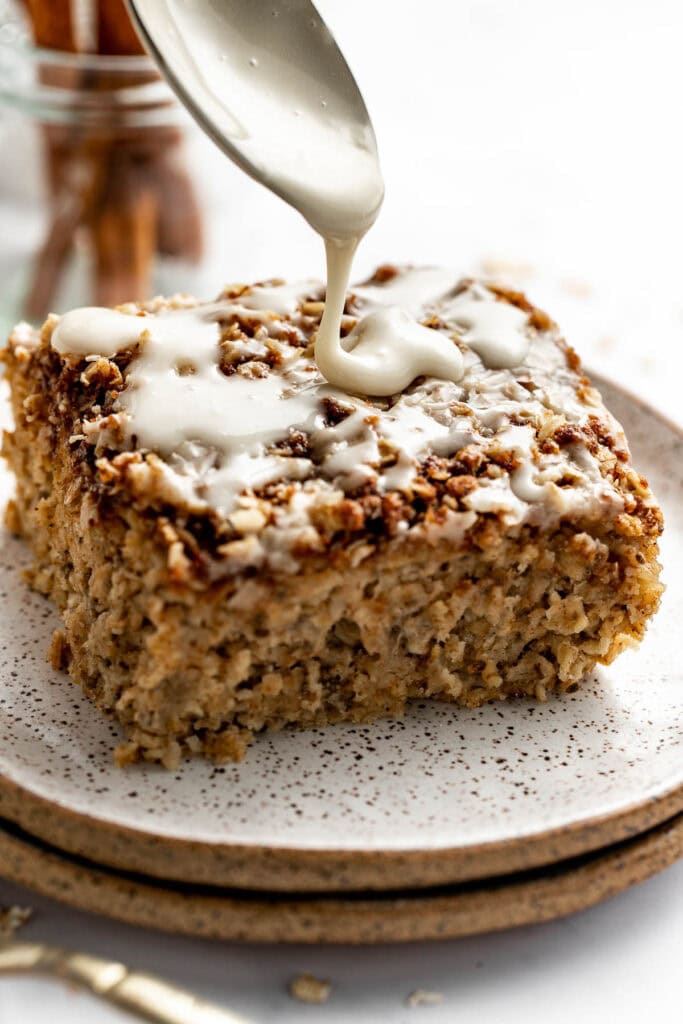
[125,0,384,239]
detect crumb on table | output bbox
[406,989,445,1008]
[289,973,332,1004]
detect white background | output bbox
[1,0,683,1021]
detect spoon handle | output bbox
[3,940,251,1024]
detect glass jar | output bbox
[0,0,235,337]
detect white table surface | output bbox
[2,1,683,1021]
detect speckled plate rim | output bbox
[1,771,682,893]
[0,811,681,945]
[0,373,681,893]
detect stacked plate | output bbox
[1,378,682,944]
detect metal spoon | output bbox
[124,0,384,238]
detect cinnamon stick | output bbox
[24,170,93,321]
[24,0,204,320]
[94,0,203,268]
[25,0,75,50]
[96,0,146,55]
[24,0,91,317]
[153,153,204,263]
[92,155,158,305]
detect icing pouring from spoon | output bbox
[125,0,464,395]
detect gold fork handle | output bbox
[8,942,252,1024]
[104,970,252,1024]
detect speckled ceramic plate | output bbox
[1,812,681,944]
[0,376,682,892]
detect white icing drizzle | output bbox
[315,251,529,395]
[52,307,147,358]
[441,286,530,369]
[494,424,548,502]
[237,281,316,318]
[353,267,459,314]
[49,269,627,568]
[120,319,312,453]
[315,241,464,396]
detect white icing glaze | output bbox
[52,308,147,358]
[120,316,313,453]
[353,267,458,314]
[315,252,530,393]
[441,287,530,369]
[237,281,316,318]
[315,242,464,396]
[48,269,627,573]
[494,424,548,502]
